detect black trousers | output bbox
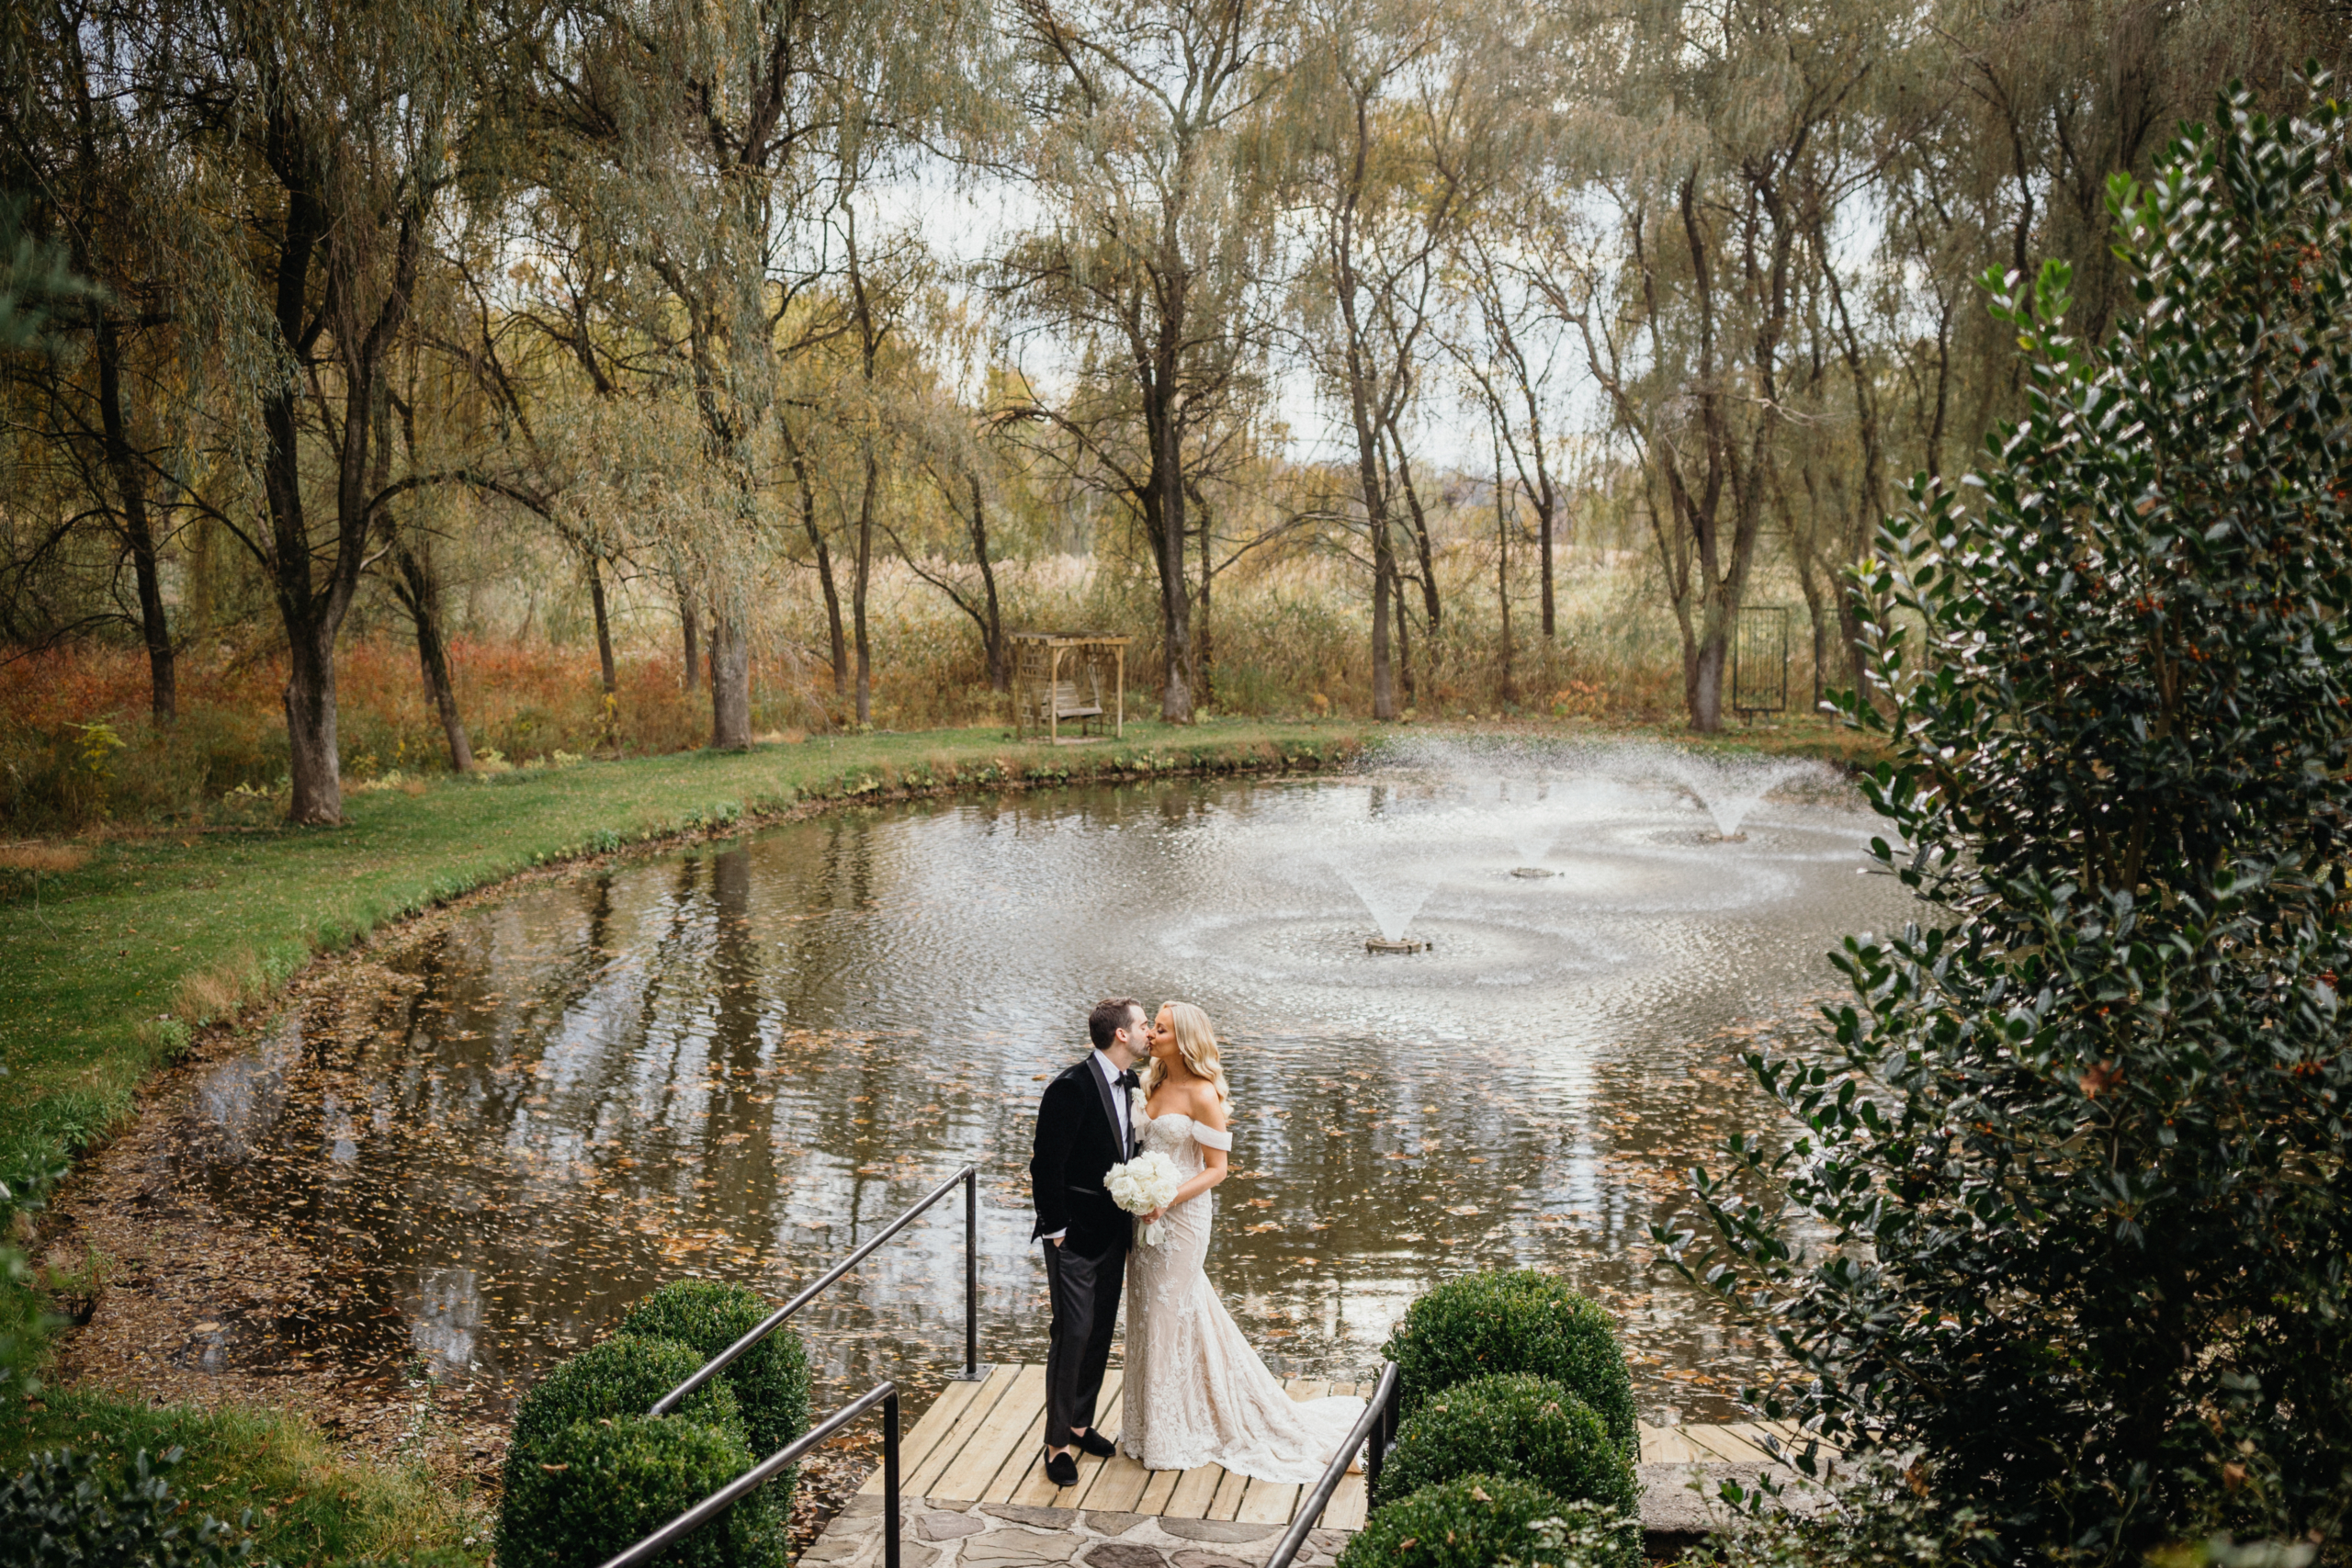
[1041,1235,1125,1448]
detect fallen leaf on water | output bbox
[1243,1222,1280,1234]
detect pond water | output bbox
[174,742,1916,1426]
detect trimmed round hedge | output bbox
[504,1334,747,1471]
[1374,1376,1640,1567]
[616,1279,810,1458]
[495,1416,785,1568]
[1380,1270,1638,1461]
[1335,1473,1571,1568]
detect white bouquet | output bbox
[1104,1151,1182,1246]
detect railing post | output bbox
[951,1165,988,1381]
[884,1386,902,1568]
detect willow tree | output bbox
[1526,0,1873,732]
[994,0,1283,723]
[1282,0,1453,719]
[4,0,187,725]
[78,0,505,823]
[527,0,989,747]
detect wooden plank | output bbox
[1207,1468,1251,1521]
[1009,1371,1123,1507]
[1004,1452,1058,1509]
[931,1365,1050,1502]
[1324,1472,1369,1530]
[1289,1379,1331,1404]
[1329,1382,1357,1399]
[902,1364,1023,1498]
[1237,1476,1301,1525]
[1080,1454,1152,1512]
[1683,1423,1773,1466]
[857,1376,988,1495]
[1753,1419,1840,1461]
[1136,1467,1182,1515]
[1164,1464,1225,1519]
[1637,1422,1704,1464]
[954,1366,1054,1504]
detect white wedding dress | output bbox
[1120,1102,1367,1481]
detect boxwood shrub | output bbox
[616,1280,810,1458]
[504,1333,747,1472]
[1380,1270,1637,1461]
[1373,1376,1639,1567]
[1336,1473,1581,1568]
[495,1416,784,1568]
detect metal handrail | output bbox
[650,1163,988,1418]
[596,1380,902,1568]
[1264,1363,1402,1568]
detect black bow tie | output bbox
[1116,1070,1140,1089]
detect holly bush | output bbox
[0,1447,253,1568]
[1658,75,2352,1563]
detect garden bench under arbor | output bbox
[1013,632,1128,742]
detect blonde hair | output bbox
[1143,1001,1231,1104]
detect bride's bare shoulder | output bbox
[1187,1083,1230,1130]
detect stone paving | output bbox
[805,1495,1354,1568]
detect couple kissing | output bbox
[1027,997,1365,1489]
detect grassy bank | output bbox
[0,718,1365,1562]
[0,719,1364,1203]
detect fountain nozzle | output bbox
[1364,936,1430,954]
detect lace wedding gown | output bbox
[1120,1105,1367,1481]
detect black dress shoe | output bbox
[1075,1429,1116,1459]
[1044,1450,1080,1487]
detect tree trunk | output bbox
[707,615,751,748]
[968,473,1007,692]
[678,576,701,692]
[1496,452,1514,707]
[92,308,174,727]
[1538,478,1555,640]
[1190,482,1214,709]
[392,538,473,772]
[1690,618,1729,733]
[586,552,616,695]
[854,450,876,726]
[283,621,343,824]
[784,423,848,697]
[1143,387,1193,723]
[1393,566,1414,706]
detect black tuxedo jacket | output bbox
[1029,1055,1136,1254]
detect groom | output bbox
[1029,997,1149,1487]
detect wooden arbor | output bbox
[1012,632,1128,742]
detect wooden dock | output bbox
[849,1362,1821,1537]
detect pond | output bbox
[171,741,1915,1427]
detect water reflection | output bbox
[175,770,1913,1422]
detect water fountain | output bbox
[1320,835,1447,953]
[1664,754,1815,840]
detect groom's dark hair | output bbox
[1089,997,1142,1052]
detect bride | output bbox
[1120,1001,1367,1480]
